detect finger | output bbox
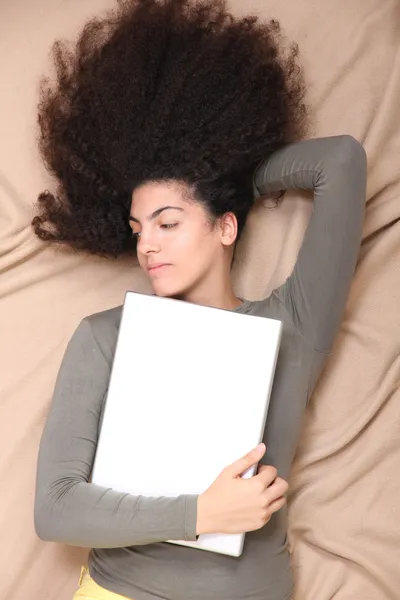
[257,464,277,480]
[265,477,289,502]
[255,465,278,488]
[224,443,266,478]
[268,495,287,514]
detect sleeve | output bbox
[34,319,198,548]
[254,135,367,353]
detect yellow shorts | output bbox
[73,567,132,600]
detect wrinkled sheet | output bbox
[0,0,399,598]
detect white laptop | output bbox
[91,291,282,557]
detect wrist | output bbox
[196,493,216,536]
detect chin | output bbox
[151,280,187,299]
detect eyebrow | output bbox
[129,206,184,224]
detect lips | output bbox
[147,263,170,274]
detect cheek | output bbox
[175,228,216,267]
[174,228,199,255]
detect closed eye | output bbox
[161,223,178,229]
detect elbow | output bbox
[34,500,57,542]
[34,488,65,543]
[34,515,51,542]
[34,483,90,547]
[332,135,367,171]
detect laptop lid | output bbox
[92,291,282,557]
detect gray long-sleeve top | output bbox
[34,135,367,600]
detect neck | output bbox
[182,289,242,311]
[177,262,242,311]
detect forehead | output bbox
[131,181,191,215]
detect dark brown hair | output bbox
[32,0,307,256]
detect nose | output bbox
[136,228,160,255]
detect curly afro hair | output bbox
[32,0,307,257]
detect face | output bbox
[129,181,237,299]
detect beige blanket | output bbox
[1,0,399,598]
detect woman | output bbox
[33,1,367,599]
